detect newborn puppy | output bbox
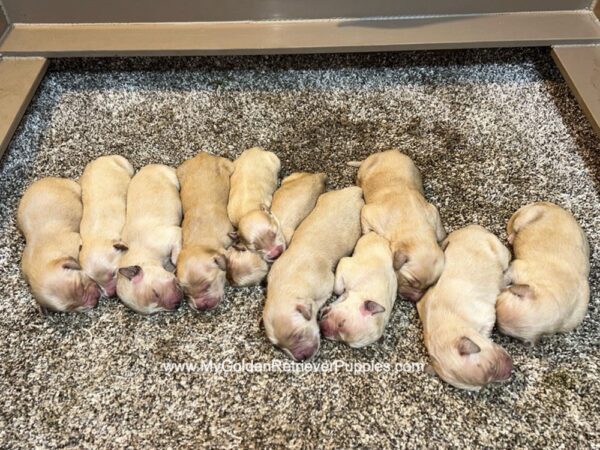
[176,152,234,311]
[354,150,445,302]
[228,147,283,261]
[79,155,134,297]
[264,187,364,361]
[225,172,326,286]
[117,165,183,314]
[496,202,590,344]
[319,232,397,348]
[417,225,513,391]
[17,178,100,313]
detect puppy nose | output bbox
[163,289,183,310]
[83,283,100,308]
[291,343,318,361]
[496,353,514,381]
[190,295,221,311]
[266,245,284,260]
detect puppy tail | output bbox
[347,160,363,168]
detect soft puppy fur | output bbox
[228,147,283,261]
[417,225,513,391]
[356,149,446,302]
[79,155,134,297]
[225,244,269,287]
[17,177,101,313]
[116,164,183,314]
[319,232,397,348]
[263,187,364,361]
[176,152,234,311]
[496,202,590,344]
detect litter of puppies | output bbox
[16,148,590,391]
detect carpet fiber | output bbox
[0,49,598,448]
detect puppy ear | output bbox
[362,300,386,315]
[296,303,313,321]
[61,257,81,271]
[214,253,227,271]
[393,251,408,271]
[458,337,481,356]
[233,243,247,252]
[119,265,142,281]
[508,284,533,299]
[113,241,129,252]
[228,231,239,241]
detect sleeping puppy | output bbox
[417,225,513,391]
[116,164,183,314]
[354,150,445,302]
[228,147,283,262]
[225,172,326,286]
[79,155,134,297]
[176,152,234,311]
[496,202,590,344]
[17,177,101,313]
[319,232,397,348]
[264,187,363,361]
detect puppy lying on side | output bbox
[17,178,100,313]
[176,152,234,311]
[319,232,397,348]
[417,225,513,391]
[117,165,183,314]
[228,147,284,261]
[354,150,445,302]
[264,187,364,361]
[496,202,590,344]
[79,155,134,297]
[226,172,326,286]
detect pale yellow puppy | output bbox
[17,177,101,314]
[417,225,513,391]
[225,172,326,286]
[228,147,284,262]
[355,150,446,302]
[116,165,183,314]
[264,187,364,361]
[496,202,590,344]
[176,152,234,311]
[79,155,134,297]
[319,232,397,348]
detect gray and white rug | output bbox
[0,49,598,448]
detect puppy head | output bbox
[263,299,320,361]
[428,332,513,391]
[79,238,128,297]
[319,293,387,348]
[237,208,285,262]
[116,264,182,314]
[29,256,101,314]
[225,245,269,287]
[177,246,227,311]
[392,241,444,302]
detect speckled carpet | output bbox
[0,49,598,448]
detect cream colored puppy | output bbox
[228,147,284,262]
[176,152,234,311]
[417,225,513,391]
[17,178,101,314]
[319,232,397,348]
[354,150,446,302]
[264,187,364,361]
[116,164,183,314]
[225,172,326,286]
[79,155,134,297]
[496,202,590,344]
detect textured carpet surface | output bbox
[0,49,598,448]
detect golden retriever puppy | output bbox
[225,172,326,286]
[228,147,283,261]
[116,165,183,314]
[319,232,397,348]
[417,225,513,391]
[496,202,590,344]
[176,152,234,311]
[354,150,446,302]
[264,187,364,361]
[79,155,134,297]
[17,177,100,313]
